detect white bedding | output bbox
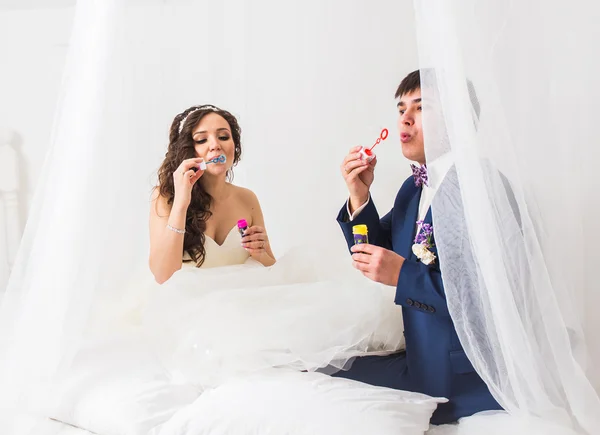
[46,350,565,435]
[50,335,200,435]
[47,251,431,435]
[49,346,445,435]
[158,369,446,435]
[50,410,571,435]
[41,251,571,435]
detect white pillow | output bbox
[158,369,447,435]
[50,336,200,435]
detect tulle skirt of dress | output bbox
[116,247,406,389]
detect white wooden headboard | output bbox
[0,129,22,294]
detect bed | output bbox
[39,334,530,435]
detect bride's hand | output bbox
[241,226,271,259]
[172,158,205,209]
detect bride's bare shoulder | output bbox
[230,184,260,206]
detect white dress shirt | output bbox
[346,153,454,230]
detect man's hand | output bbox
[351,244,405,286]
[340,146,377,213]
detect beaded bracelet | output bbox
[166,224,185,234]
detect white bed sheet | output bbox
[49,407,568,435]
[47,384,568,435]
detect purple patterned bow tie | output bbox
[410,164,429,187]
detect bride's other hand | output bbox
[172,157,205,210]
[241,226,275,265]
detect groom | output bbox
[333,70,503,424]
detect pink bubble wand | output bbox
[359,128,389,161]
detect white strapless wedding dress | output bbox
[183,226,251,269]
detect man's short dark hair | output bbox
[395,69,422,100]
[395,69,481,120]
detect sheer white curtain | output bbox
[0,0,409,433]
[415,0,600,433]
[0,1,119,432]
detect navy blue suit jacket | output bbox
[336,174,502,423]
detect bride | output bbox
[150,104,275,282]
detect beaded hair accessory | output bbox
[178,105,220,134]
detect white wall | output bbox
[235,0,419,255]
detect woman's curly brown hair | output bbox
[156,105,242,267]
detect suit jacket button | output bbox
[414,301,421,309]
[428,306,436,313]
[406,298,414,306]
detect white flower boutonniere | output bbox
[412,221,436,265]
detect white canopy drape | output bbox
[415,0,600,433]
